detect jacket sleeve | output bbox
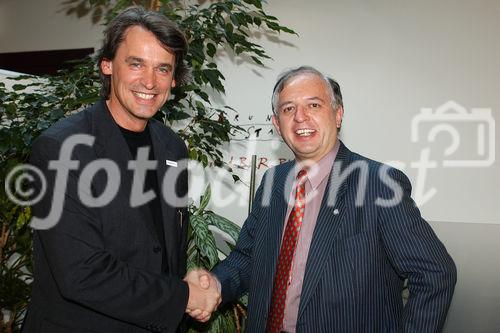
[30,134,188,333]
[378,167,457,333]
[211,171,269,303]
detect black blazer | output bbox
[23,101,190,333]
[213,142,457,332]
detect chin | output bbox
[133,107,159,118]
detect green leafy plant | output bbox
[1,68,101,332]
[0,0,295,332]
[0,205,32,333]
[187,185,246,332]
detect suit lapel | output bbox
[298,142,352,317]
[271,162,295,251]
[149,122,180,274]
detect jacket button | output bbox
[153,246,161,253]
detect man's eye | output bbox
[282,106,295,113]
[158,67,170,74]
[310,103,320,108]
[130,63,141,68]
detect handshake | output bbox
[184,269,221,322]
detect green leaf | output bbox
[206,212,241,243]
[243,0,262,9]
[200,153,208,166]
[190,214,219,268]
[250,56,264,65]
[265,14,279,21]
[188,148,198,160]
[230,13,239,26]
[203,69,225,92]
[195,100,205,111]
[195,90,210,102]
[16,207,32,229]
[225,241,236,252]
[198,184,211,212]
[266,20,281,31]
[206,43,216,57]
[281,26,297,34]
[50,109,65,120]
[12,84,26,91]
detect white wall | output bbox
[0,0,103,53]
[1,0,499,331]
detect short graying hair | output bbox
[271,66,343,115]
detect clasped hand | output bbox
[184,269,221,322]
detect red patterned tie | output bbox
[267,169,308,333]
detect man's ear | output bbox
[335,106,344,129]
[272,114,281,136]
[101,59,112,75]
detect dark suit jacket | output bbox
[22,100,190,333]
[213,142,457,333]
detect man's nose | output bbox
[141,68,156,90]
[294,105,309,122]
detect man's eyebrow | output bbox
[157,63,173,70]
[278,100,294,109]
[305,96,326,103]
[125,56,144,63]
[278,96,326,109]
[125,57,173,70]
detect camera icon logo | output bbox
[411,100,495,167]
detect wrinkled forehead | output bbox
[280,72,328,93]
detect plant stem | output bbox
[0,221,10,262]
[233,306,241,333]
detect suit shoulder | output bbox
[348,150,410,184]
[264,160,294,178]
[349,150,383,168]
[30,104,96,159]
[36,104,95,142]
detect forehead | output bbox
[118,26,174,59]
[279,73,330,99]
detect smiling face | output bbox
[100,25,176,131]
[272,74,343,162]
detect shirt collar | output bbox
[294,140,340,190]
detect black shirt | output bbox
[119,124,168,274]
